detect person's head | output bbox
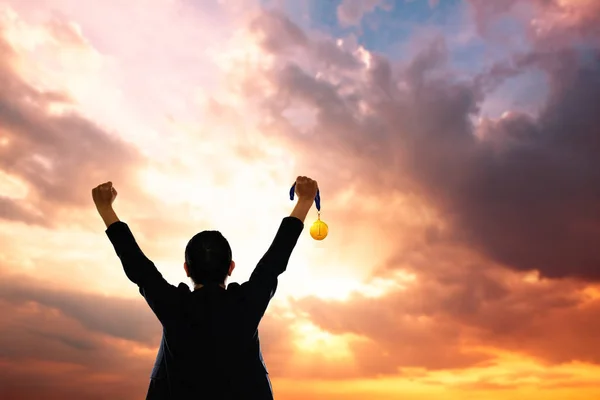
[184,230,235,286]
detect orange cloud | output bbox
[245,7,600,282]
[0,25,146,228]
[1,1,600,399]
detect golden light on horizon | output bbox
[291,320,358,360]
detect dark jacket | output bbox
[105,216,304,399]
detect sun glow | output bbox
[291,320,359,360]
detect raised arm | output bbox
[290,197,315,224]
[92,182,177,323]
[93,181,120,229]
[247,176,318,296]
[248,206,309,285]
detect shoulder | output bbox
[176,282,192,295]
[226,282,241,291]
[226,282,248,299]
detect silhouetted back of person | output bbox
[98,176,319,399]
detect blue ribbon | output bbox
[290,183,320,211]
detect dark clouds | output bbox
[451,50,600,279]
[0,269,298,398]
[0,272,161,345]
[3,265,596,392]
[233,4,600,377]
[0,29,146,228]
[292,259,600,376]
[468,0,600,42]
[0,272,154,399]
[249,10,363,70]
[249,3,600,281]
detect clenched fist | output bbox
[92,181,118,210]
[294,176,318,201]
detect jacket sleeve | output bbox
[242,217,304,328]
[105,221,179,323]
[249,217,304,290]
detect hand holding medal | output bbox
[289,179,328,240]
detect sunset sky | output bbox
[1,0,600,399]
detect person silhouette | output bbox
[92,176,319,399]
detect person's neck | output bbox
[194,282,226,290]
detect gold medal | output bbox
[310,212,328,240]
[290,183,328,241]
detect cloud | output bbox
[337,0,387,27]
[250,9,363,70]
[0,23,146,229]
[0,7,151,227]
[428,0,440,9]
[292,257,600,376]
[0,271,161,345]
[467,0,600,45]
[0,268,301,398]
[222,7,600,377]
[0,274,154,399]
[0,197,47,225]
[2,0,600,398]
[246,5,600,281]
